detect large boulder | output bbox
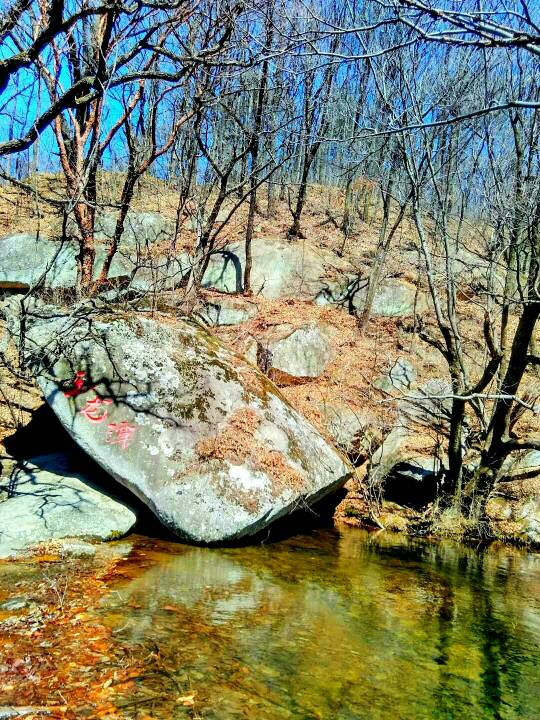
[5,300,351,544]
[0,453,136,558]
[0,232,189,293]
[203,238,344,300]
[93,246,190,293]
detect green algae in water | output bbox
[98,529,540,718]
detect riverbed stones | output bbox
[0,453,137,558]
[5,299,352,544]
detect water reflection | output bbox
[101,529,540,719]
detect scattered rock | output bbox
[0,453,137,558]
[374,357,416,394]
[0,707,54,719]
[266,323,334,384]
[198,296,259,326]
[56,539,97,558]
[203,238,345,300]
[486,492,540,546]
[5,299,352,544]
[0,598,28,611]
[0,234,77,290]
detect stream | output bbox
[1,527,539,719]
[99,527,540,719]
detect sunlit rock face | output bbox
[202,237,341,299]
[4,300,351,544]
[0,233,78,290]
[0,222,190,293]
[65,210,176,249]
[0,453,136,558]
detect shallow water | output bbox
[94,528,540,719]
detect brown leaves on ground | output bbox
[0,553,143,720]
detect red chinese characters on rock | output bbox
[79,395,113,424]
[63,371,89,397]
[73,388,137,450]
[105,421,137,451]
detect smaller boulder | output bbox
[374,357,416,394]
[366,426,409,485]
[0,234,78,290]
[198,297,259,327]
[266,323,334,384]
[362,279,421,317]
[320,403,382,461]
[321,403,365,453]
[400,378,453,427]
[486,492,540,546]
[0,453,136,558]
[500,451,540,481]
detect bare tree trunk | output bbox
[244,9,272,294]
[474,301,540,511]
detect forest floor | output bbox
[0,544,147,719]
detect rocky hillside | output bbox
[1,176,539,552]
